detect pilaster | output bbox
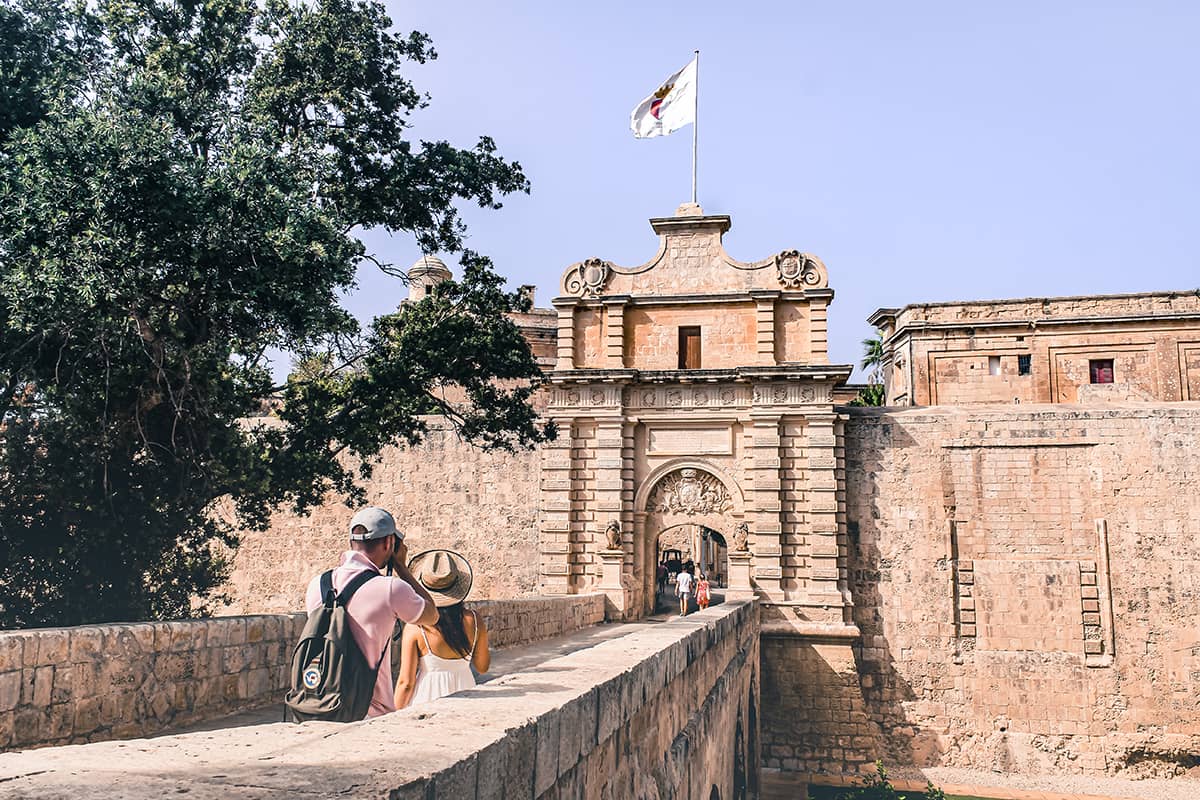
[748,412,784,600]
[804,412,844,611]
[602,297,628,367]
[750,290,780,366]
[537,420,574,595]
[553,299,577,369]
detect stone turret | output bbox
[407,255,452,302]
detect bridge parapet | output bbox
[0,599,759,799]
[0,593,605,752]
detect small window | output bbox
[678,326,701,369]
[988,356,1001,376]
[1018,354,1031,376]
[424,284,433,296]
[1089,359,1114,384]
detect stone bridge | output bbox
[0,597,761,799]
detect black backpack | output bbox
[285,570,386,723]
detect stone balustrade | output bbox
[0,593,605,752]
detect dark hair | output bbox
[433,602,473,658]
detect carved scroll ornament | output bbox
[563,258,612,297]
[650,468,732,515]
[775,250,827,290]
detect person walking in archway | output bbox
[696,572,711,611]
[675,564,694,617]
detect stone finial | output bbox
[732,522,749,552]
[604,520,622,550]
[675,202,704,217]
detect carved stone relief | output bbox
[649,468,732,515]
[775,250,827,290]
[563,258,612,297]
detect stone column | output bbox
[603,297,628,368]
[750,290,779,366]
[552,299,577,369]
[748,411,784,600]
[593,416,632,618]
[537,417,574,595]
[804,412,844,615]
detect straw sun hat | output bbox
[407,549,474,607]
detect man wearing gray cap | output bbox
[304,506,439,717]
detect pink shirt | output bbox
[305,551,427,717]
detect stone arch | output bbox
[635,460,745,615]
[634,459,745,514]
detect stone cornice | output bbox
[547,365,854,385]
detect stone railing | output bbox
[0,599,760,799]
[0,593,605,752]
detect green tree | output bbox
[850,330,886,407]
[0,0,549,627]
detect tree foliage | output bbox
[850,330,886,407]
[0,0,548,627]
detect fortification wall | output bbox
[223,419,544,614]
[0,601,759,800]
[832,403,1200,778]
[0,594,604,752]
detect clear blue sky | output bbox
[349,0,1200,379]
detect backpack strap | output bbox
[336,570,379,607]
[320,570,336,607]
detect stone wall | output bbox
[223,418,544,614]
[0,594,605,752]
[0,600,760,800]
[831,403,1200,778]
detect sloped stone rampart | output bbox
[836,403,1200,778]
[0,600,759,800]
[0,594,604,752]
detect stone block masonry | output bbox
[222,419,545,614]
[0,594,604,752]
[838,403,1200,779]
[0,600,759,800]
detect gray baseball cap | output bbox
[348,507,400,541]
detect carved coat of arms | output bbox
[652,468,731,515]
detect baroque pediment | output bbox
[558,206,828,300]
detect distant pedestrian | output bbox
[656,562,668,595]
[395,550,491,709]
[696,573,711,611]
[675,566,694,616]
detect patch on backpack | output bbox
[302,665,322,689]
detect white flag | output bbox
[630,57,697,139]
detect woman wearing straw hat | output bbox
[394,550,491,709]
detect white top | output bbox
[407,616,479,707]
[676,572,694,594]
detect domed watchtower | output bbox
[407,255,452,302]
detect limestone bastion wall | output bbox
[222,418,544,614]
[824,403,1200,779]
[0,594,604,752]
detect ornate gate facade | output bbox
[537,204,854,629]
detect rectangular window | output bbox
[988,355,1001,376]
[678,326,701,369]
[1018,354,1031,375]
[424,284,433,296]
[1089,359,1114,384]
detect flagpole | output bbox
[691,50,699,205]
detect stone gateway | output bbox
[219,205,1200,789]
